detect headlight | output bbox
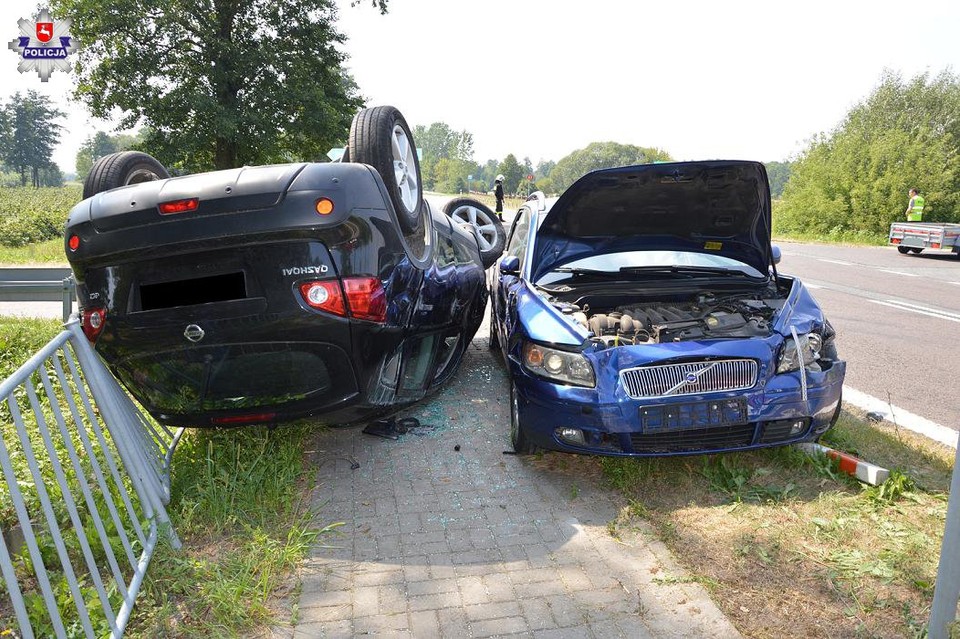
[777,332,823,373]
[522,341,595,387]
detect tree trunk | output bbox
[214,137,238,170]
[212,0,241,171]
[19,166,26,187]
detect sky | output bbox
[2,0,958,174]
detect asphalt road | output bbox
[776,241,960,431]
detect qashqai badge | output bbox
[183,324,205,343]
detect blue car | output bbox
[489,160,845,456]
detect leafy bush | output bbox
[778,70,960,238]
[0,185,82,247]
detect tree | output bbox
[76,131,146,182]
[765,161,792,199]
[2,92,64,187]
[75,131,143,181]
[480,159,499,190]
[777,70,960,238]
[534,160,555,180]
[412,122,474,190]
[548,142,673,193]
[433,157,476,194]
[52,0,365,172]
[497,154,524,194]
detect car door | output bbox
[491,205,532,358]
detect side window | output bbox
[506,207,530,266]
[452,237,475,265]
[436,233,457,267]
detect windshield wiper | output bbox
[551,267,623,278]
[619,265,761,278]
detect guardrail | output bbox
[0,319,182,638]
[0,267,75,321]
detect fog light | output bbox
[788,419,806,436]
[556,427,585,445]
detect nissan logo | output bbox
[183,324,205,343]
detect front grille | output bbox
[628,424,757,454]
[620,359,758,399]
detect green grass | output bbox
[596,411,953,638]
[0,238,68,265]
[129,424,327,637]
[0,318,329,638]
[772,229,889,246]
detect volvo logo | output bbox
[183,324,205,343]
[685,372,699,383]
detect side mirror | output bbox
[499,255,520,275]
[771,245,782,265]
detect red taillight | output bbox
[297,277,386,323]
[211,412,276,425]
[158,198,199,215]
[68,235,80,251]
[932,243,941,249]
[299,280,346,316]
[891,238,901,244]
[81,308,106,342]
[344,277,387,322]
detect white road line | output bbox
[950,282,960,286]
[804,283,824,290]
[818,259,853,266]
[878,269,920,277]
[843,386,957,448]
[869,299,960,323]
[884,299,960,316]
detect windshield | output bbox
[536,250,766,285]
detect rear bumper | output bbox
[512,360,846,456]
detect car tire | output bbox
[909,247,923,254]
[83,151,170,199]
[443,198,507,269]
[348,106,423,235]
[510,382,537,454]
[897,246,910,254]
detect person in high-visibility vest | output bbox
[905,188,925,222]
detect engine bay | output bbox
[549,289,787,347]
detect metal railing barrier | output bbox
[0,268,76,322]
[1,319,183,638]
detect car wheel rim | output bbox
[125,168,161,185]
[391,124,418,213]
[451,204,497,252]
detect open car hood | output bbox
[530,160,773,282]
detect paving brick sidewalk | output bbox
[293,327,742,638]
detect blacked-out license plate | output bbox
[640,398,748,431]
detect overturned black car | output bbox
[64,107,506,426]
